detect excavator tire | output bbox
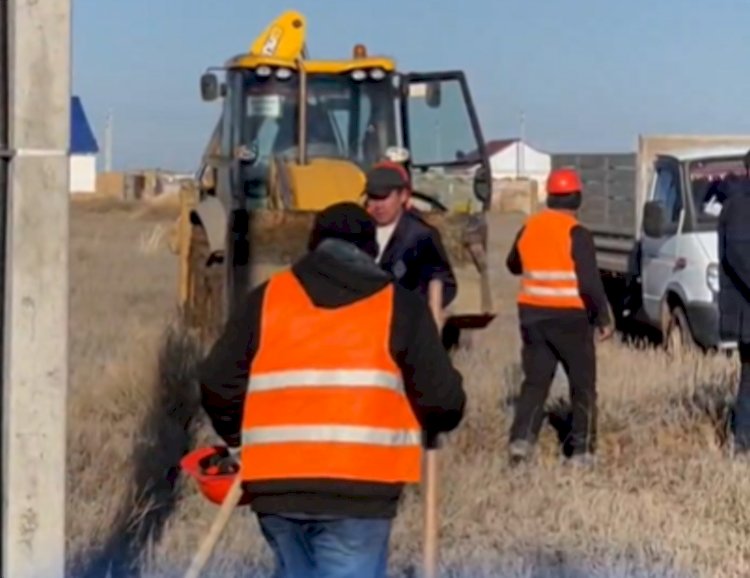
[184,223,225,351]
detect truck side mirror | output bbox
[643,200,666,238]
[201,73,220,102]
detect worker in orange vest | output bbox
[198,201,466,578]
[505,168,614,466]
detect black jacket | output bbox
[718,178,750,343]
[198,239,466,518]
[378,210,457,308]
[505,218,612,328]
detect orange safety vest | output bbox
[239,269,423,484]
[516,209,586,310]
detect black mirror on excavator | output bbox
[473,165,492,205]
[201,73,220,102]
[425,81,442,108]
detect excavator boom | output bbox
[248,10,307,60]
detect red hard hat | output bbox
[547,168,582,195]
[179,446,251,506]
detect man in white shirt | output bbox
[363,161,457,311]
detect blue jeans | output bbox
[256,513,392,578]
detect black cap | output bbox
[364,162,410,199]
[308,201,378,258]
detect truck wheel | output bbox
[664,306,695,355]
[184,224,224,350]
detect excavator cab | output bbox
[175,10,497,347]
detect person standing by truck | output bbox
[505,168,615,465]
[718,152,750,456]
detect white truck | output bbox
[552,135,750,352]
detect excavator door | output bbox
[398,71,497,337]
[399,71,492,211]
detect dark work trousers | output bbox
[732,342,750,451]
[509,315,597,456]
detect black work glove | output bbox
[422,431,442,450]
[201,446,240,475]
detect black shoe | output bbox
[508,440,534,466]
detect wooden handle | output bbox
[427,279,444,333]
[183,475,243,578]
[422,449,439,578]
[423,279,445,578]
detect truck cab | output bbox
[636,147,748,351]
[552,136,750,353]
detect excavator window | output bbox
[305,74,397,168]
[399,71,492,209]
[226,67,399,203]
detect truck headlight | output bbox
[706,262,719,294]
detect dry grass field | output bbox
[67,196,750,578]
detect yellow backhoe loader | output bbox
[172,10,501,348]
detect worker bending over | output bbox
[364,160,457,315]
[198,201,466,578]
[505,168,614,466]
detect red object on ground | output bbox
[180,446,251,506]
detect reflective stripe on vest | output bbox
[522,271,580,296]
[242,425,423,446]
[240,269,422,484]
[249,369,404,393]
[517,210,585,309]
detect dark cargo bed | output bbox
[551,153,638,274]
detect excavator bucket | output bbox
[177,210,496,346]
[175,169,501,349]
[248,209,492,313]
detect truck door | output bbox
[641,159,684,322]
[398,71,492,210]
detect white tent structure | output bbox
[456,138,553,203]
[482,138,551,188]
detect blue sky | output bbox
[73,0,750,172]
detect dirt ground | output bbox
[67,196,749,578]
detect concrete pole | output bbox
[2,1,70,577]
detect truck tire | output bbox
[184,224,225,350]
[664,305,696,355]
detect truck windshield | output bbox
[689,156,749,225]
[235,69,398,169]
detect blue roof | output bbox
[70,96,99,155]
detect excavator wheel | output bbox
[184,223,225,351]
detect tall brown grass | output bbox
[69,198,749,578]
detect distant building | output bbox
[70,95,99,194]
[459,137,553,201]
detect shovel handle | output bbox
[423,448,439,578]
[183,475,243,578]
[423,279,445,578]
[428,279,445,333]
